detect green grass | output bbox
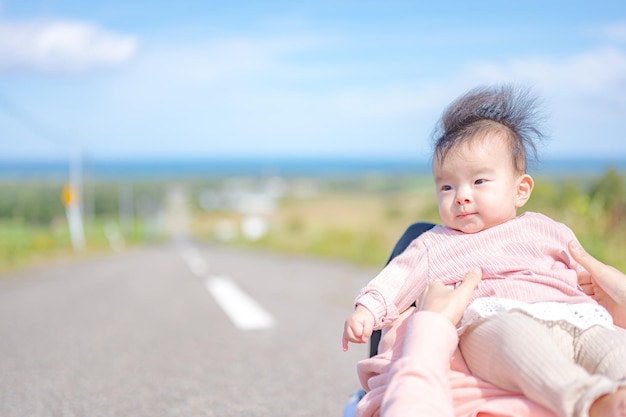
[0,219,72,271]
[0,217,166,273]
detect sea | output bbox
[1,157,625,181]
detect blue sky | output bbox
[1,1,625,162]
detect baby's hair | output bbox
[432,84,545,173]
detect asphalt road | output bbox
[0,241,374,417]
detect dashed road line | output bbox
[179,244,209,276]
[205,276,276,330]
[178,243,275,330]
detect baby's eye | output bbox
[474,179,486,185]
[440,185,452,191]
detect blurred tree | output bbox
[0,184,64,224]
[589,167,626,231]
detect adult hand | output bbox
[417,267,482,326]
[569,240,626,328]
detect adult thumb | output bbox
[568,240,599,272]
[457,267,482,294]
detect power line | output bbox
[0,90,68,147]
[0,90,87,250]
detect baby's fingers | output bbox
[343,323,363,344]
[355,320,370,344]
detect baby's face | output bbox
[433,134,526,234]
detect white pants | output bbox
[459,311,626,417]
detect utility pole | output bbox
[0,91,87,252]
[62,144,86,251]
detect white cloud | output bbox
[0,19,139,73]
[473,47,626,92]
[595,21,626,43]
[145,35,324,84]
[454,46,626,157]
[100,34,334,114]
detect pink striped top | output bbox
[356,211,595,329]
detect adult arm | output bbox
[381,312,457,417]
[381,268,482,417]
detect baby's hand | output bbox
[342,305,375,351]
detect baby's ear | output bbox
[515,174,534,207]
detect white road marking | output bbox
[179,245,209,276]
[178,243,275,330]
[205,276,276,330]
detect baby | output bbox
[343,85,626,417]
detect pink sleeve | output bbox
[552,218,584,273]
[531,213,584,274]
[381,311,458,417]
[356,239,430,328]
